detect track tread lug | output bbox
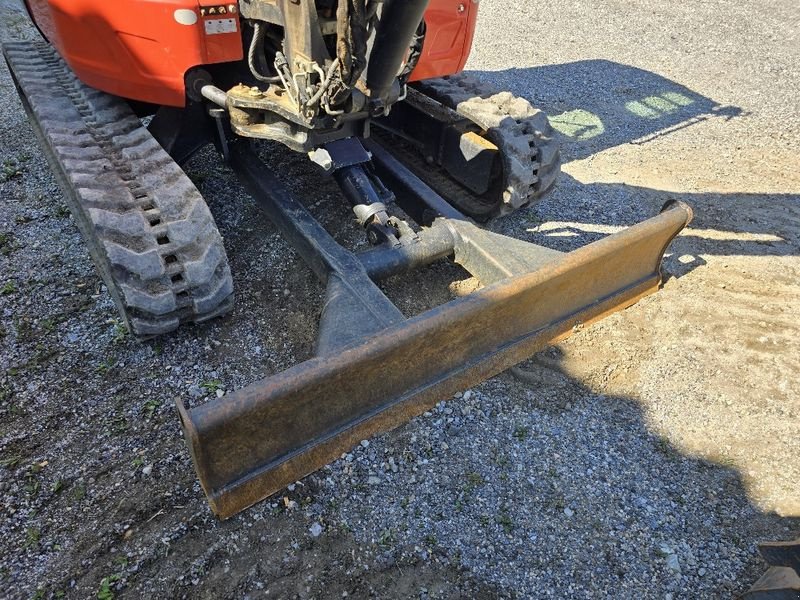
[414,73,562,218]
[4,40,234,337]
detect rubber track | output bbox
[414,73,561,217]
[3,41,234,336]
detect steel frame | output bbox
[176,138,692,518]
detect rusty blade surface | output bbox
[178,202,692,518]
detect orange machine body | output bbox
[24,0,477,107]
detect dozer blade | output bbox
[178,149,691,517]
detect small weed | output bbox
[1,160,22,182]
[200,380,223,393]
[111,415,128,435]
[0,232,16,256]
[96,358,117,375]
[551,494,566,511]
[188,169,210,184]
[97,574,121,600]
[0,454,21,468]
[113,556,128,569]
[54,205,71,219]
[378,528,396,547]
[464,471,485,492]
[111,321,128,344]
[424,534,437,547]
[24,527,40,548]
[496,512,514,534]
[25,474,41,498]
[718,455,736,468]
[655,438,679,458]
[28,344,56,369]
[131,456,144,469]
[1,281,16,295]
[31,588,46,600]
[143,399,158,420]
[513,426,529,441]
[13,315,32,340]
[72,484,86,502]
[450,550,463,566]
[478,514,490,527]
[51,479,64,494]
[492,450,510,468]
[40,318,57,333]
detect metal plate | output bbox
[204,18,237,35]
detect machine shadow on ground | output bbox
[469,60,744,161]
[521,175,799,271]
[465,62,797,272]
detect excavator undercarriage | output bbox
[4,0,693,521]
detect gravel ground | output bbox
[1,1,799,598]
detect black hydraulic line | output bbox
[333,163,384,211]
[365,0,430,102]
[248,22,282,84]
[358,221,456,281]
[363,138,466,221]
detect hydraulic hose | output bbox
[248,22,281,84]
[365,0,430,101]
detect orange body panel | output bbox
[25,0,243,106]
[409,0,477,82]
[25,0,477,107]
